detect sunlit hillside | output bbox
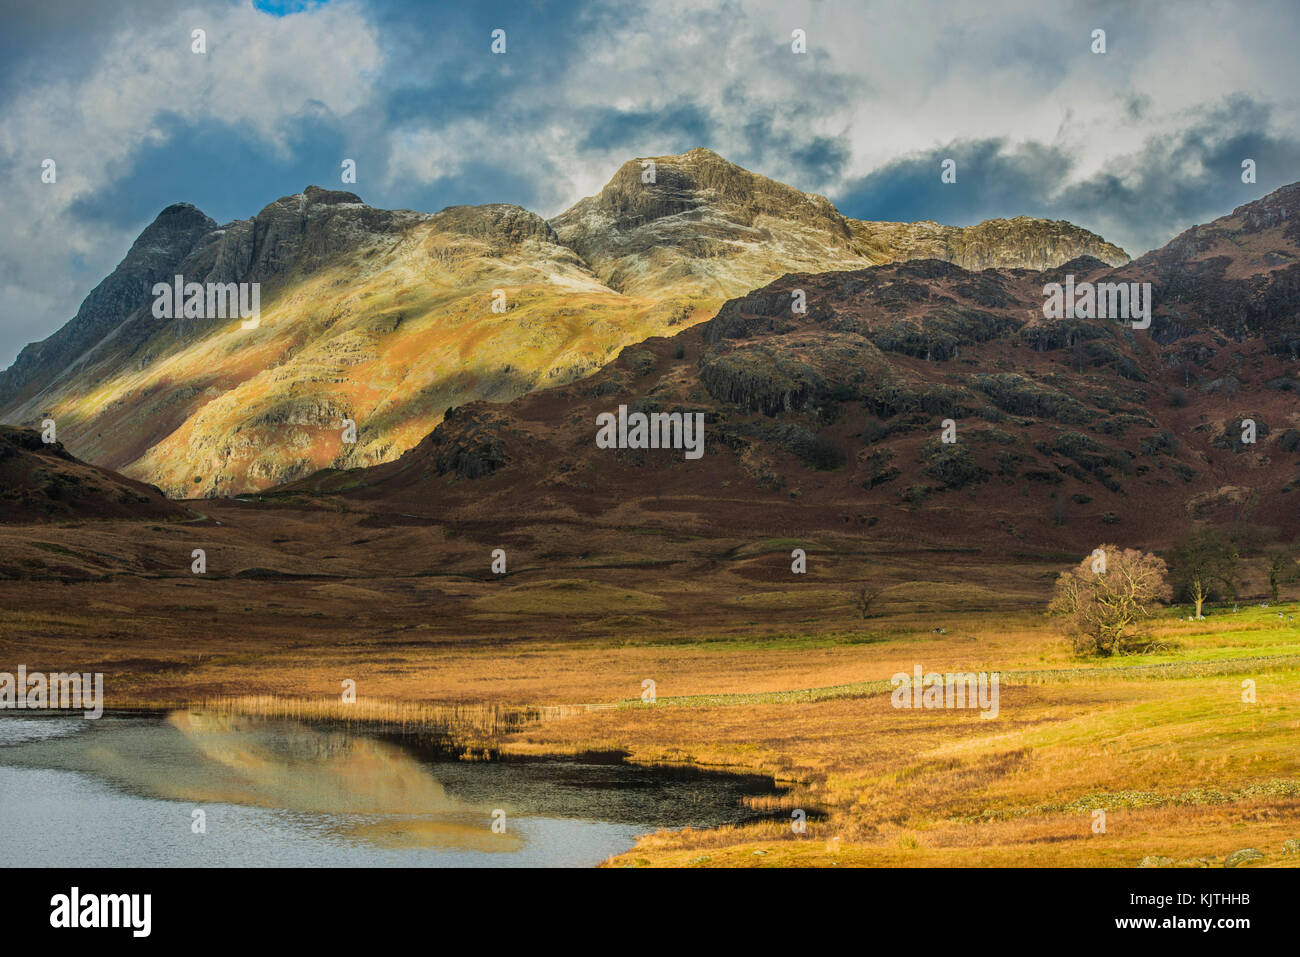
[1,151,1130,499]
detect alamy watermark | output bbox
[595,404,705,460]
[0,666,103,719]
[1043,274,1152,330]
[891,665,999,719]
[50,887,150,937]
[152,275,261,329]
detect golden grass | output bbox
[3,524,1299,867]
[195,693,606,741]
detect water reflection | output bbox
[0,712,783,866]
[3,712,520,851]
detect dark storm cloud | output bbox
[835,98,1300,255]
[577,102,714,155]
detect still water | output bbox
[0,711,779,867]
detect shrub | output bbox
[860,448,900,489]
[920,439,986,489]
[901,485,930,505]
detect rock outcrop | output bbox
[850,216,1129,271]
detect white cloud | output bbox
[381,0,1298,216]
[5,0,1299,366]
[0,0,383,366]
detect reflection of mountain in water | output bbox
[0,712,521,851]
[0,712,788,852]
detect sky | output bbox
[1,0,1298,368]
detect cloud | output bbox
[3,0,1299,368]
[835,97,1300,255]
[0,0,382,366]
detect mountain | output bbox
[297,182,1300,551]
[0,203,217,408]
[1119,182,1300,356]
[0,425,186,524]
[1,149,1129,499]
[551,148,1128,295]
[848,215,1129,272]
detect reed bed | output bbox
[189,693,614,739]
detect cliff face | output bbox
[848,215,1130,272]
[1,149,1134,499]
[0,203,217,409]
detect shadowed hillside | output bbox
[290,181,1300,553]
[0,425,186,524]
[1,150,1128,500]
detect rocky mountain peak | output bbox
[131,202,218,253]
[432,203,559,245]
[557,147,847,236]
[548,149,859,296]
[253,186,368,221]
[301,185,365,206]
[154,201,213,222]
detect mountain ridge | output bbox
[288,179,1300,551]
[3,148,1134,498]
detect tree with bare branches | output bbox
[854,585,882,619]
[1049,545,1171,656]
[1266,546,1299,603]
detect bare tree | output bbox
[854,585,882,619]
[1168,529,1238,618]
[1049,545,1171,656]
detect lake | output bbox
[0,711,781,867]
